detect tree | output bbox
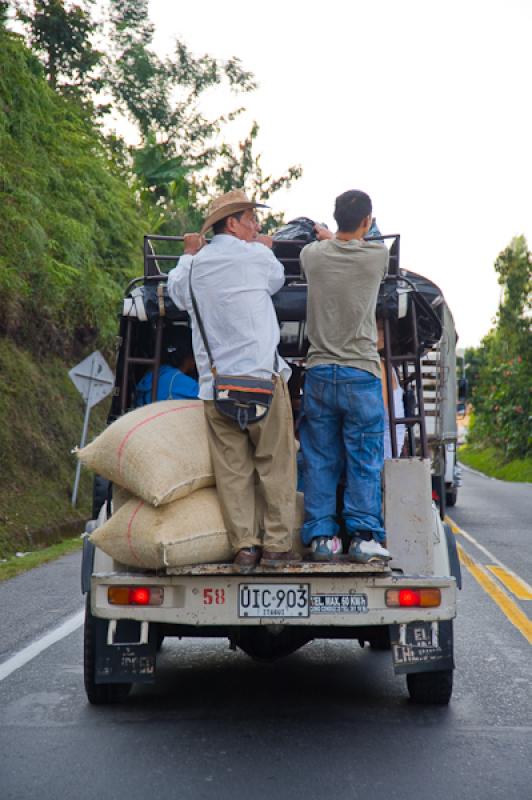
[467,236,532,459]
[210,121,302,231]
[0,1,9,26]
[15,0,102,93]
[132,135,201,235]
[10,0,302,268]
[105,0,301,233]
[0,26,147,352]
[106,0,255,145]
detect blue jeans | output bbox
[299,365,385,545]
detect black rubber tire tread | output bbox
[446,488,457,507]
[406,669,453,705]
[83,597,132,705]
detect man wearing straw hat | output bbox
[167,190,299,571]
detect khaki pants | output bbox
[204,379,296,553]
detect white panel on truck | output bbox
[384,458,434,575]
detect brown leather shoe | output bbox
[260,549,302,567]
[233,547,261,572]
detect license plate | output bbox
[238,584,310,618]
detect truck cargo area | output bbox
[82,229,461,708]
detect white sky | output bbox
[145,0,532,349]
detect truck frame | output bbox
[82,232,462,706]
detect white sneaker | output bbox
[348,537,391,564]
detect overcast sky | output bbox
[97,1,523,348]
[145,0,532,349]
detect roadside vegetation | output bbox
[459,445,532,483]
[0,337,107,558]
[461,236,531,481]
[0,536,82,582]
[0,1,301,560]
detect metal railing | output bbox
[116,232,429,458]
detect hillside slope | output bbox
[0,30,147,557]
[0,28,146,351]
[0,337,109,557]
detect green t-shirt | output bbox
[300,238,388,378]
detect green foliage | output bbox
[0,7,303,559]
[105,0,299,230]
[467,237,532,459]
[211,121,302,231]
[11,1,302,243]
[459,445,532,483]
[0,1,9,25]
[0,337,108,557]
[0,27,147,350]
[106,0,255,145]
[0,537,83,581]
[15,0,102,93]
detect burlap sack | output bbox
[91,487,230,569]
[112,484,133,513]
[91,489,308,569]
[77,400,215,506]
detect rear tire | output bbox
[406,669,453,705]
[446,487,457,507]
[84,597,131,705]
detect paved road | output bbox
[451,462,531,582]
[0,469,530,800]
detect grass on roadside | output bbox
[0,537,83,582]
[458,445,532,482]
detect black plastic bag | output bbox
[272,217,322,277]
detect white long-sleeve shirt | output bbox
[167,234,291,400]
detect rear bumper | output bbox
[90,570,457,628]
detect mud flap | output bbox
[94,617,157,684]
[390,620,454,674]
[443,523,462,589]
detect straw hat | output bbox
[200,189,269,235]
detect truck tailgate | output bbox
[91,560,456,627]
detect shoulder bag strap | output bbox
[188,259,217,375]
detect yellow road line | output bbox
[446,518,461,536]
[447,515,532,599]
[486,566,532,601]
[457,543,532,645]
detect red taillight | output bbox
[399,589,420,606]
[385,588,441,608]
[108,586,163,606]
[130,587,150,605]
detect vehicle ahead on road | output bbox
[82,230,462,707]
[420,300,463,515]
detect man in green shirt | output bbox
[299,190,391,563]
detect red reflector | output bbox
[399,589,421,607]
[130,587,150,605]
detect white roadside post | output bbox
[69,351,114,507]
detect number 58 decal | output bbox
[203,588,226,605]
